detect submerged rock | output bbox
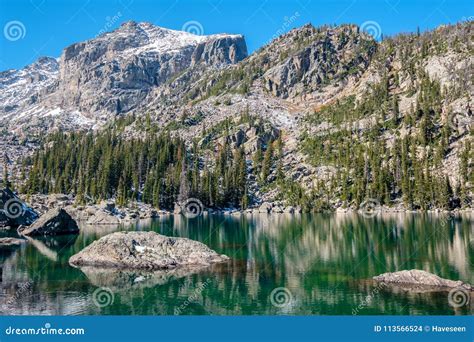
[373,270,472,291]
[69,231,229,270]
[17,208,79,236]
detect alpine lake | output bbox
[1,212,473,315]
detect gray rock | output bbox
[173,203,182,214]
[0,188,39,228]
[85,207,97,215]
[69,231,229,270]
[373,270,472,291]
[272,206,284,213]
[17,208,79,236]
[63,205,88,222]
[57,21,247,119]
[283,206,295,213]
[263,25,374,99]
[99,201,115,213]
[86,210,121,225]
[0,237,26,248]
[258,202,273,213]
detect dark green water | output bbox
[1,213,473,315]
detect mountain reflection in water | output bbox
[0,213,472,315]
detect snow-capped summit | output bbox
[0,21,247,134]
[0,56,59,120]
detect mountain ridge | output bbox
[1,20,473,211]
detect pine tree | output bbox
[261,141,274,182]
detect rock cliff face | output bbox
[0,57,58,121]
[0,21,247,134]
[262,25,375,98]
[57,21,247,116]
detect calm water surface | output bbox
[1,213,473,315]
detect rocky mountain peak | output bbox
[56,21,247,115]
[0,21,248,132]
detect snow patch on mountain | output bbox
[0,57,58,116]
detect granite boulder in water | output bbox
[17,208,79,236]
[69,231,229,270]
[373,270,472,291]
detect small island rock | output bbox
[373,270,472,290]
[69,231,229,270]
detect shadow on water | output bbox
[0,212,472,315]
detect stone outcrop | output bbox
[258,202,273,213]
[17,208,79,236]
[373,270,472,291]
[0,189,39,228]
[57,21,247,117]
[0,237,26,248]
[69,231,229,270]
[263,25,375,99]
[86,209,121,225]
[0,21,247,149]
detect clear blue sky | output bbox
[0,0,472,71]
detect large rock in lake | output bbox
[0,189,39,228]
[373,270,472,291]
[17,208,79,236]
[69,231,229,270]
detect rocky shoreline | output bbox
[1,191,472,231]
[0,193,469,226]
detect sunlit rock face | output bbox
[0,21,247,136]
[69,231,229,269]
